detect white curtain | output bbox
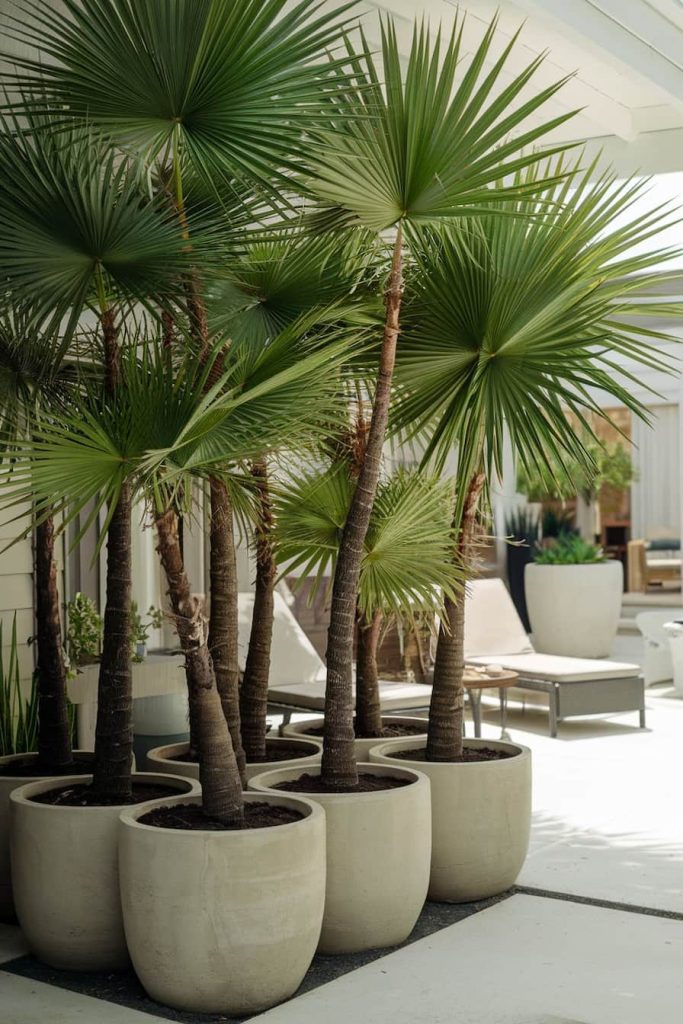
[631,405,680,541]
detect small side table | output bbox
[463,669,520,737]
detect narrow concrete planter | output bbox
[146,737,323,784]
[249,762,431,954]
[370,737,531,903]
[525,560,623,657]
[0,751,94,922]
[281,717,428,761]
[119,791,326,1015]
[10,771,198,970]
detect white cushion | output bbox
[268,678,431,711]
[464,579,535,657]
[467,652,640,683]
[239,590,325,686]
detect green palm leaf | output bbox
[0,312,361,535]
[274,464,461,618]
[305,16,579,232]
[0,115,210,323]
[4,0,356,187]
[392,156,683,516]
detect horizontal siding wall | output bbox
[0,509,65,683]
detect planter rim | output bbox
[526,560,619,570]
[119,790,323,836]
[9,771,198,811]
[369,736,530,767]
[248,761,428,801]
[0,750,94,774]
[148,737,323,766]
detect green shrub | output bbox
[66,592,102,667]
[534,534,605,565]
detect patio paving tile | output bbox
[0,971,170,1024]
[0,924,28,965]
[251,893,683,1024]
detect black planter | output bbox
[506,544,533,632]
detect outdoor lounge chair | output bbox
[464,579,645,737]
[244,591,432,724]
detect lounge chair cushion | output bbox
[467,652,640,683]
[267,678,431,712]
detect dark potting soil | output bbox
[0,753,94,778]
[389,745,515,763]
[274,772,412,795]
[247,739,319,764]
[139,801,303,831]
[30,781,176,807]
[304,720,426,739]
[172,739,317,767]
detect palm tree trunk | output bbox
[426,470,486,762]
[156,508,243,824]
[34,514,73,770]
[208,477,246,782]
[240,461,276,761]
[322,227,403,788]
[355,608,383,738]
[91,304,133,801]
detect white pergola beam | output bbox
[515,0,683,105]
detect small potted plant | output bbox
[525,535,623,657]
[65,592,102,670]
[129,602,163,662]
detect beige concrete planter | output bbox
[10,771,198,970]
[281,717,428,761]
[0,751,93,922]
[249,762,431,954]
[119,791,325,1015]
[146,736,322,784]
[370,737,531,903]
[525,560,623,657]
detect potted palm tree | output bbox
[275,464,461,756]
[370,158,682,903]
[4,317,355,1007]
[249,9,580,955]
[0,306,98,921]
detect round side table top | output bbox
[463,666,519,689]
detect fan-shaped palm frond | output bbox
[274,464,461,619]
[393,156,683,511]
[0,304,94,445]
[0,312,361,534]
[4,0,356,188]
[207,229,382,342]
[0,114,216,324]
[306,16,578,232]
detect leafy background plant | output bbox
[534,534,606,565]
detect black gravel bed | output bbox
[1,890,513,1023]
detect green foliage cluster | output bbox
[66,593,102,668]
[0,617,38,757]
[534,534,606,565]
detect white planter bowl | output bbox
[281,716,428,761]
[146,736,323,784]
[119,791,326,1015]
[370,738,531,902]
[525,560,623,657]
[249,762,431,954]
[0,751,94,922]
[10,771,198,970]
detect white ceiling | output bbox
[362,0,683,177]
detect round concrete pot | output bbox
[525,560,623,658]
[10,771,198,970]
[281,717,428,761]
[146,736,323,784]
[0,751,94,923]
[249,762,431,954]
[119,791,326,1015]
[370,737,531,903]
